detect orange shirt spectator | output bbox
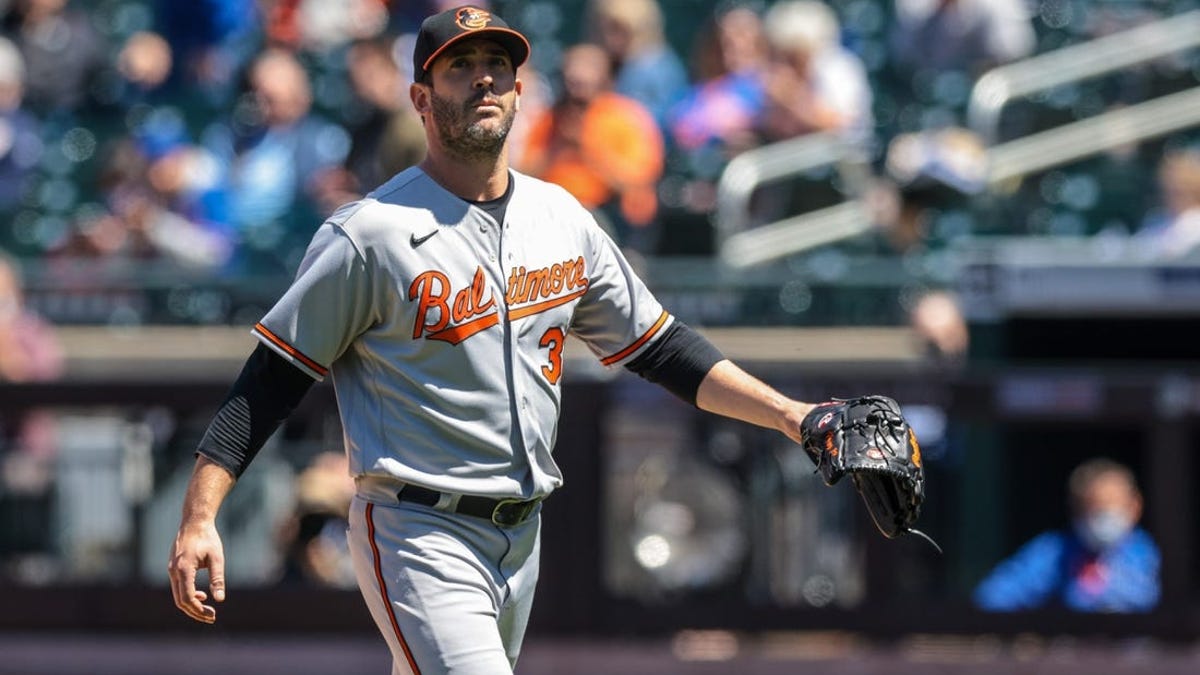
[519,44,664,236]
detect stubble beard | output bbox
[430,89,515,162]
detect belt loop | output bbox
[435,492,458,510]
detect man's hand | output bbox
[168,520,226,623]
[167,456,237,623]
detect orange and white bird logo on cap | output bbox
[456,7,493,30]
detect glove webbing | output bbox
[832,397,943,554]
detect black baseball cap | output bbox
[412,5,531,82]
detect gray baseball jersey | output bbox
[253,166,672,499]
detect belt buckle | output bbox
[491,498,537,527]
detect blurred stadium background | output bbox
[1,0,1199,672]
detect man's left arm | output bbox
[696,360,812,445]
[626,322,934,546]
[624,321,812,442]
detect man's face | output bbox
[1078,473,1140,520]
[1073,471,1141,550]
[560,44,609,106]
[420,38,521,160]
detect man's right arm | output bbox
[167,343,317,623]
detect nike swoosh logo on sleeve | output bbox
[410,230,439,248]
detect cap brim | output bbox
[419,28,531,78]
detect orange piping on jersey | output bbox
[508,287,589,321]
[366,503,422,675]
[254,323,329,377]
[599,310,669,366]
[426,312,501,344]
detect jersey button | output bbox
[479,225,488,233]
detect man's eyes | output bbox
[449,56,511,69]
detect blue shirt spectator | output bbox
[974,458,1161,613]
[973,527,1160,613]
[202,48,349,270]
[153,0,259,102]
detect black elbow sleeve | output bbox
[197,343,316,477]
[625,321,724,406]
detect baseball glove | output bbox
[800,395,941,552]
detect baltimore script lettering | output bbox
[409,257,589,345]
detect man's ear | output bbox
[410,81,431,116]
[514,77,523,111]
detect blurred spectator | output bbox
[52,115,232,269]
[874,126,986,251]
[0,252,62,383]
[518,43,664,251]
[152,0,259,107]
[1133,149,1200,259]
[974,458,1160,613]
[889,0,1035,76]
[135,116,234,265]
[0,36,41,215]
[1,0,106,116]
[587,0,688,132]
[202,47,350,270]
[757,1,873,148]
[116,31,173,96]
[278,451,356,588]
[51,139,159,261]
[909,290,968,363]
[297,0,389,53]
[668,5,767,160]
[665,5,768,219]
[261,0,388,53]
[864,128,984,364]
[337,37,426,199]
[506,60,551,166]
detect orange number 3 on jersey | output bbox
[539,327,566,384]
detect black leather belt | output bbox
[396,484,541,527]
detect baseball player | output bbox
[168,6,822,674]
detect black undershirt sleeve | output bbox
[624,321,725,407]
[196,342,317,478]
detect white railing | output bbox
[967,10,1200,145]
[714,132,870,269]
[714,11,1200,269]
[986,86,1200,185]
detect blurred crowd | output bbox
[0,0,1192,282]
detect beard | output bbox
[429,88,515,161]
